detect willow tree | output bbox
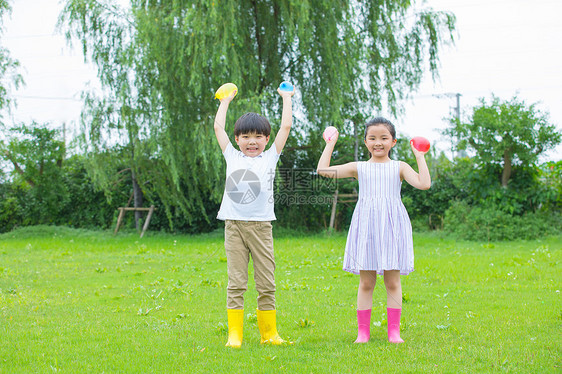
[59,0,455,230]
[0,0,23,128]
[1,0,24,184]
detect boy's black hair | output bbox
[234,112,271,136]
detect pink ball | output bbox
[411,136,430,152]
[323,126,338,141]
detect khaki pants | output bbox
[224,220,276,310]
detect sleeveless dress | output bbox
[342,160,414,275]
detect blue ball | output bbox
[279,81,294,92]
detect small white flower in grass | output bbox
[373,321,381,327]
[246,313,257,323]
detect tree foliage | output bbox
[0,0,24,128]
[444,95,562,186]
[59,0,455,229]
[0,123,68,223]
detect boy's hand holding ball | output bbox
[277,81,295,97]
[215,83,238,102]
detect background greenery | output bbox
[1,123,560,240]
[1,226,560,373]
[1,124,561,240]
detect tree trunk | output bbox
[501,150,512,187]
[353,120,359,162]
[131,170,144,231]
[5,151,35,187]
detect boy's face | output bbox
[235,132,270,157]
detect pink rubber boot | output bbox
[354,309,371,343]
[387,307,404,343]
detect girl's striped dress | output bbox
[343,160,414,275]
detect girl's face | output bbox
[364,124,396,160]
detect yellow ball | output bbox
[215,83,238,100]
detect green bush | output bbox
[0,155,221,234]
[0,184,22,232]
[443,200,561,241]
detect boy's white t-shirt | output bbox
[217,143,280,221]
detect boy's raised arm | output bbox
[274,88,295,154]
[214,93,235,152]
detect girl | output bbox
[317,117,431,343]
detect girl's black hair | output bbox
[364,117,396,140]
[364,117,397,158]
[234,112,271,136]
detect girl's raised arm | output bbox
[316,130,358,179]
[400,142,431,190]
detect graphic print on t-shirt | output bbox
[225,169,261,204]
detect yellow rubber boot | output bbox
[226,309,244,348]
[256,309,286,345]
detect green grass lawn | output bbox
[0,226,560,373]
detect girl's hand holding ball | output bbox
[323,126,339,143]
[410,136,430,153]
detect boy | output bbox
[213,86,294,348]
